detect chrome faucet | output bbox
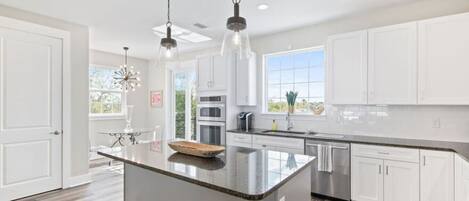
[286,113,294,131]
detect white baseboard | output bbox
[63,173,92,188]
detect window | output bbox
[264,47,325,114]
[89,65,125,118]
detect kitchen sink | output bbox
[261,130,309,135]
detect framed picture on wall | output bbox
[150,90,163,108]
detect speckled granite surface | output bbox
[228,128,469,161]
[98,141,314,200]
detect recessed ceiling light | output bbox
[257,4,269,10]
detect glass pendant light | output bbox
[158,0,179,62]
[221,0,252,59]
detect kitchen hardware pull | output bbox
[197,104,225,108]
[379,165,382,174]
[386,166,389,175]
[306,143,348,150]
[262,145,267,148]
[49,130,61,135]
[423,156,426,166]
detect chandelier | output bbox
[113,47,141,92]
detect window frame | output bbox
[261,46,326,115]
[89,64,127,120]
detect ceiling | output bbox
[0,0,423,59]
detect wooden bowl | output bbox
[168,141,225,158]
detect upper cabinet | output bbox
[197,55,227,91]
[368,22,418,105]
[327,12,469,105]
[418,13,469,105]
[235,53,257,106]
[327,30,368,104]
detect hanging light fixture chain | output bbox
[167,0,171,24]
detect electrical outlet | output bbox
[279,196,286,201]
[433,118,441,128]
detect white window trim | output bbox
[89,64,127,120]
[261,46,326,116]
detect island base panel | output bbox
[124,163,311,201]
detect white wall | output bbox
[180,0,469,142]
[89,49,151,147]
[0,4,90,176]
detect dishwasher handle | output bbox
[306,143,349,150]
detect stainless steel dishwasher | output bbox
[306,139,350,201]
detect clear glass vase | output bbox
[124,105,134,132]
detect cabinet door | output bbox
[455,154,469,201]
[197,56,212,91]
[368,22,417,104]
[352,156,384,201]
[236,54,257,106]
[211,55,227,90]
[418,13,469,104]
[420,150,454,201]
[327,30,368,104]
[383,160,419,201]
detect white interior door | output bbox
[0,26,63,200]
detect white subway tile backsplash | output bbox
[249,105,469,142]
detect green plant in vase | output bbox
[285,91,298,114]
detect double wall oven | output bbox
[196,96,226,145]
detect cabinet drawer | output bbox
[227,132,252,144]
[253,135,304,150]
[352,144,419,163]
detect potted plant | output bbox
[285,91,298,114]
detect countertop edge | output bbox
[227,129,469,162]
[97,151,314,200]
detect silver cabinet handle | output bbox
[379,165,382,174]
[423,156,426,166]
[386,166,389,175]
[49,130,61,135]
[262,144,267,148]
[378,152,390,155]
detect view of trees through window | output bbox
[174,72,197,140]
[265,47,325,114]
[89,66,123,115]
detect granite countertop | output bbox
[227,128,469,161]
[98,141,314,200]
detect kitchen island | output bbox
[98,141,314,201]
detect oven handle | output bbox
[197,121,226,126]
[306,143,349,150]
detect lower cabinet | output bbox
[420,150,454,201]
[351,157,419,201]
[226,132,305,154]
[455,154,469,201]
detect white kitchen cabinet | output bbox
[420,150,454,201]
[352,144,420,201]
[418,13,469,105]
[226,132,252,148]
[327,30,368,104]
[368,22,418,105]
[252,143,304,155]
[211,55,227,90]
[455,154,469,201]
[235,53,257,106]
[197,56,212,91]
[351,156,384,201]
[196,55,227,91]
[252,135,304,152]
[383,160,419,201]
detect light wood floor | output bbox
[17,164,332,201]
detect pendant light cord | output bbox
[167,0,171,25]
[123,47,129,66]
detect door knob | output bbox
[49,130,61,135]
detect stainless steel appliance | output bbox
[197,96,226,122]
[196,121,226,145]
[237,112,253,131]
[306,139,350,201]
[196,95,226,145]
